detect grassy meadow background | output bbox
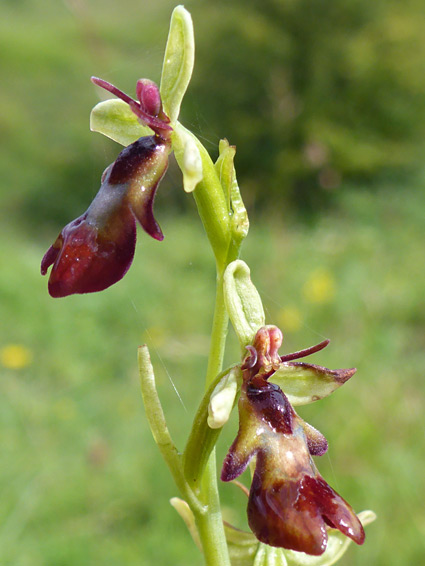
[1,1,425,565]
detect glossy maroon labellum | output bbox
[41,78,172,298]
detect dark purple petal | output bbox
[136,79,162,117]
[41,244,60,276]
[247,457,364,555]
[300,475,365,546]
[221,441,255,482]
[248,465,328,555]
[41,132,171,297]
[108,136,170,241]
[298,419,328,456]
[280,339,330,362]
[44,209,136,298]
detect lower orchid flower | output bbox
[221,326,365,556]
[41,78,172,297]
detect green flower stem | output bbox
[205,269,229,386]
[188,236,246,566]
[174,122,231,266]
[187,147,246,563]
[191,268,231,566]
[195,453,230,566]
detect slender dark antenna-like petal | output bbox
[280,339,330,362]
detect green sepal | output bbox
[223,260,265,350]
[90,99,152,146]
[271,362,357,406]
[284,511,376,566]
[160,5,194,123]
[224,523,259,566]
[183,365,241,489]
[254,545,288,566]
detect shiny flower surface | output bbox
[41,79,171,297]
[221,326,365,556]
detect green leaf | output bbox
[160,5,194,123]
[90,99,152,146]
[271,362,356,406]
[223,260,265,349]
[284,511,376,566]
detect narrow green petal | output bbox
[223,260,265,349]
[160,5,194,122]
[172,123,203,192]
[271,362,356,406]
[208,367,239,429]
[90,99,152,146]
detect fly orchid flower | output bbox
[41,78,172,297]
[221,326,365,556]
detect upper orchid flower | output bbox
[41,78,172,297]
[221,326,365,556]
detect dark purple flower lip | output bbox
[41,206,137,298]
[221,326,365,555]
[42,78,172,298]
[248,462,365,555]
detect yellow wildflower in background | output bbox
[303,268,336,304]
[1,344,33,369]
[278,306,303,333]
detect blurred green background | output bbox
[1,1,424,565]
